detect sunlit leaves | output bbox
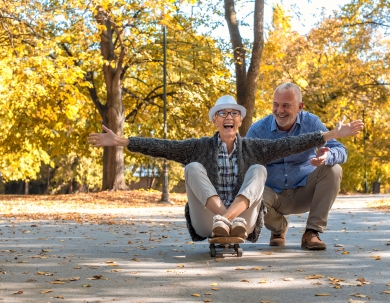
[256,1,390,192]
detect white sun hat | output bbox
[208,95,246,122]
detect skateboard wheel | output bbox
[237,248,243,257]
[210,244,216,257]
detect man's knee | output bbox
[185,162,204,179]
[261,186,276,209]
[322,164,343,182]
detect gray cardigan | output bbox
[127,131,325,198]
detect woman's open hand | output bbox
[88,125,122,147]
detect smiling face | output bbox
[272,88,303,131]
[213,108,242,142]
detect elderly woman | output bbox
[88,95,363,242]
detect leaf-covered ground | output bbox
[366,198,390,212]
[0,190,187,223]
[1,191,389,225]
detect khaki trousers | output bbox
[185,162,266,238]
[262,164,342,233]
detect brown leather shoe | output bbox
[269,226,288,246]
[301,230,326,250]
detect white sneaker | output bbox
[211,215,231,237]
[230,218,247,238]
[212,221,230,237]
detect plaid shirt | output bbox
[217,136,238,208]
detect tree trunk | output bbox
[95,7,128,190]
[224,0,264,136]
[24,180,29,195]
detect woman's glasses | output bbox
[216,110,241,118]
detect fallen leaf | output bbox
[252,267,264,271]
[259,279,267,284]
[191,293,201,297]
[241,279,250,282]
[235,267,245,270]
[349,299,367,303]
[306,274,325,279]
[370,255,381,260]
[210,283,218,286]
[315,293,330,296]
[342,251,350,254]
[211,288,219,291]
[284,278,294,281]
[13,290,23,295]
[356,277,370,284]
[350,293,369,298]
[55,277,80,282]
[40,290,52,294]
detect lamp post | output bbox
[160,25,173,204]
[362,108,368,193]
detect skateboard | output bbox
[208,237,245,257]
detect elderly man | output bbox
[247,83,349,250]
[89,94,362,244]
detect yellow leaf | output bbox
[191,293,201,297]
[306,274,325,279]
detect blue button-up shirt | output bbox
[246,111,347,193]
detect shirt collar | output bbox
[217,134,238,154]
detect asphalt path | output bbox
[1,194,390,303]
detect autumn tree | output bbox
[0,0,90,192]
[0,0,233,192]
[222,0,264,135]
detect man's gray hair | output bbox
[274,82,302,103]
